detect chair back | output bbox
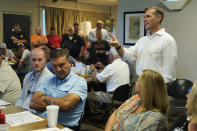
[168,79,193,99]
[112,84,131,102]
[71,111,84,131]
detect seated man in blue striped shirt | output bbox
[15,48,52,113]
[30,48,87,128]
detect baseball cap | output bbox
[0,43,6,48]
[18,43,24,47]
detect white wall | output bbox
[0,0,39,42]
[117,0,197,81]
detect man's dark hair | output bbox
[50,27,55,31]
[73,23,79,26]
[50,48,69,60]
[100,40,110,51]
[85,47,97,65]
[91,40,110,51]
[60,41,71,55]
[0,51,3,56]
[13,24,20,27]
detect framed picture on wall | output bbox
[124,11,146,45]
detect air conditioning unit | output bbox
[159,0,189,10]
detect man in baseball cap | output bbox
[17,42,30,74]
[0,43,16,61]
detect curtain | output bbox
[45,7,110,37]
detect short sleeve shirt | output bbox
[36,71,87,127]
[96,58,130,92]
[30,34,48,48]
[15,67,53,113]
[22,49,30,66]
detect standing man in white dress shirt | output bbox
[110,6,177,85]
[88,20,111,44]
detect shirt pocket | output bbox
[43,88,55,97]
[149,44,162,62]
[55,88,69,98]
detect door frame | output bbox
[0,11,32,43]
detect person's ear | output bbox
[68,59,72,66]
[157,15,162,23]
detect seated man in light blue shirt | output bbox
[30,48,87,128]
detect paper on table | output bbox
[32,127,73,131]
[32,127,59,131]
[59,127,73,131]
[6,111,44,126]
[0,99,11,106]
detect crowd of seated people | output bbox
[1,12,197,131]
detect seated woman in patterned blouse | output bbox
[105,69,168,131]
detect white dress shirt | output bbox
[88,28,111,43]
[96,58,130,92]
[122,28,177,83]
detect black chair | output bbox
[69,111,84,131]
[109,83,132,113]
[113,84,132,102]
[167,79,193,126]
[168,79,193,99]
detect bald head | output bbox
[35,26,42,36]
[40,46,50,61]
[66,26,74,36]
[31,48,47,72]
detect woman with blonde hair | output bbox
[186,81,197,131]
[105,69,168,131]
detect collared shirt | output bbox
[96,58,130,92]
[47,34,61,49]
[21,49,30,67]
[61,34,85,59]
[15,67,53,113]
[30,34,48,49]
[88,28,111,43]
[122,28,177,83]
[36,71,87,127]
[2,49,15,61]
[0,61,21,104]
[8,31,27,49]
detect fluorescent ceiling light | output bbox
[166,0,182,2]
[159,0,189,10]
